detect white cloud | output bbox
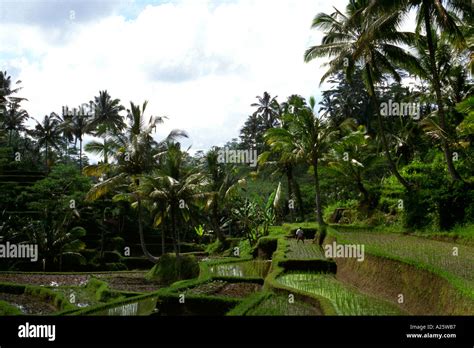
[1,0,350,160]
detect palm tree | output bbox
[251,92,281,129]
[304,0,421,189]
[202,148,245,244]
[369,0,467,181]
[84,138,119,167]
[259,95,307,221]
[33,113,62,170]
[89,91,125,164]
[265,97,336,227]
[328,123,385,210]
[0,71,26,108]
[84,101,185,263]
[142,142,207,256]
[72,114,91,170]
[3,101,29,146]
[58,114,75,162]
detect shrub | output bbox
[145,254,200,284]
[0,300,23,315]
[252,237,278,259]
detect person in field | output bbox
[295,227,304,243]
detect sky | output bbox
[0,0,355,159]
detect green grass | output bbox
[49,286,103,308]
[0,300,23,315]
[276,272,405,316]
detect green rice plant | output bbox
[245,293,319,316]
[285,240,325,259]
[330,229,474,291]
[276,272,404,315]
[208,260,271,278]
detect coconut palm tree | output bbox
[259,95,307,221]
[0,71,25,107]
[141,142,208,256]
[89,91,125,164]
[202,148,245,244]
[71,114,91,170]
[3,101,29,146]
[369,0,467,181]
[33,113,62,170]
[304,0,422,189]
[265,96,337,226]
[58,114,75,162]
[251,92,281,129]
[84,101,185,263]
[84,138,120,167]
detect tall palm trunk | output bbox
[137,197,159,263]
[170,203,179,257]
[312,157,325,226]
[286,165,294,220]
[45,144,49,171]
[161,225,166,255]
[286,164,304,220]
[293,179,304,220]
[423,7,462,182]
[103,137,108,164]
[366,65,411,189]
[212,202,225,243]
[79,137,83,170]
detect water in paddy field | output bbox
[93,296,158,316]
[208,260,271,278]
[277,272,405,315]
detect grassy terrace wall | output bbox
[0,281,77,314]
[67,258,258,316]
[0,274,142,315]
[326,227,474,315]
[264,237,337,315]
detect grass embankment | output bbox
[326,227,474,315]
[69,256,263,316]
[0,281,77,315]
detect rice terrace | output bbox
[0,0,473,330]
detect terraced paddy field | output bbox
[207,260,271,278]
[184,280,262,298]
[286,239,325,259]
[0,293,57,315]
[276,272,405,315]
[245,294,320,316]
[330,229,474,290]
[0,227,471,316]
